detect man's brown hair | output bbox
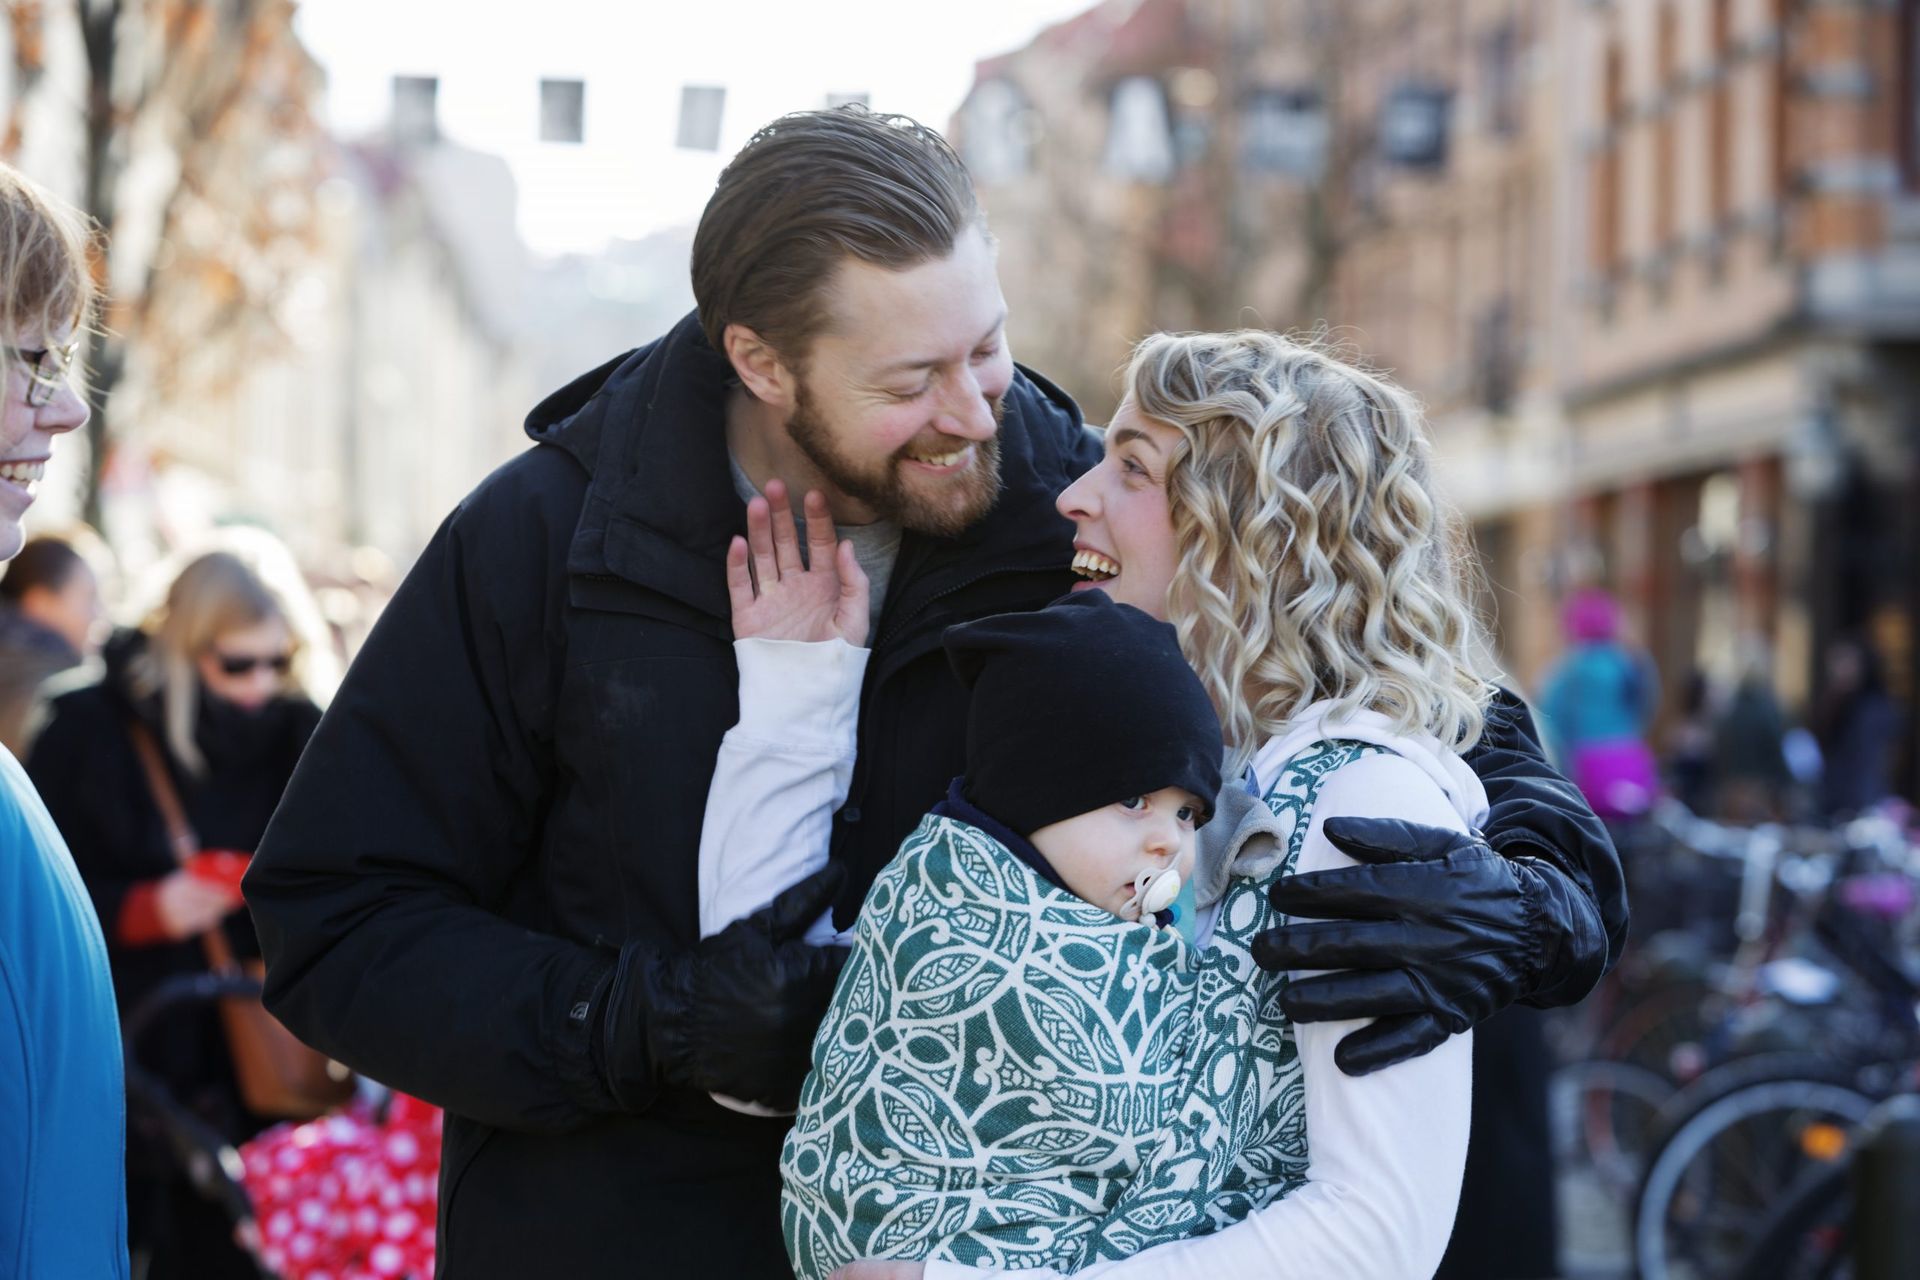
[690,107,981,364]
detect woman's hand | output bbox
[827,1262,926,1280]
[727,479,870,647]
[154,868,241,940]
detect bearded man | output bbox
[246,109,1623,1278]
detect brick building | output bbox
[1540,0,1920,751]
[959,0,1920,795]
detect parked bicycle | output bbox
[1550,801,1920,1279]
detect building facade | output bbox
[1544,0,1920,750]
[961,0,1920,796]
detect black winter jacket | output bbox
[246,314,1627,1277]
[27,630,321,1143]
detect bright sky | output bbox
[296,0,1099,257]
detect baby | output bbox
[702,582,1227,1278]
[925,589,1220,931]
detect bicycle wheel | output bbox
[1596,975,1720,1083]
[1632,1073,1876,1280]
[1643,1053,1851,1142]
[1551,1058,1672,1276]
[1728,1157,1852,1280]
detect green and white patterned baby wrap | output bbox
[780,739,1386,1278]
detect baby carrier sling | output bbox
[780,739,1388,1277]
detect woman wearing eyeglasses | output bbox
[27,542,325,1280]
[0,158,132,1279]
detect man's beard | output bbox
[786,379,1005,538]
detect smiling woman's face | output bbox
[0,324,89,561]
[1054,399,1183,620]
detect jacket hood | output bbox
[1192,705,1489,908]
[1252,702,1490,830]
[523,344,653,470]
[528,309,1095,632]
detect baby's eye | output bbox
[1177,805,1198,825]
[1118,796,1146,811]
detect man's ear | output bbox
[723,324,797,410]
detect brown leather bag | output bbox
[129,718,354,1119]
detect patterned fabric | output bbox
[1080,738,1388,1261]
[780,740,1386,1278]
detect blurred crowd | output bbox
[0,523,346,1275]
[1533,587,1904,834]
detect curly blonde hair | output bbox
[1125,330,1496,764]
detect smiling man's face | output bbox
[782,224,1014,537]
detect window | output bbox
[391,75,439,146]
[1710,0,1734,224]
[1104,77,1175,181]
[960,80,1034,185]
[1902,1,1920,187]
[1482,22,1521,138]
[676,85,726,152]
[1167,67,1217,169]
[1241,88,1327,178]
[1474,297,1517,414]
[1771,0,1793,202]
[1654,4,1679,249]
[540,79,584,144]
[1380,82,1452,169]
[1591,43,1625,273]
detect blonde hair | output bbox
[131,534,333,775]
[1124,330,1496,766]
[0,162,96,387]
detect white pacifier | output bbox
[1125,867,1182,922]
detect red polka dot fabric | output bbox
[238,1093,442,1280]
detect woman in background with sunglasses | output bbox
[27,540,326,1279]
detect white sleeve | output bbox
[697,636,868,945]
[928,753,1474,1280]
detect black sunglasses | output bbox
[214,652,293,677]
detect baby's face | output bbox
[1028,786,1203,923]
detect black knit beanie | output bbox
[943,590,1223,836]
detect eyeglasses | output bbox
[4,342,79,408]
[213,651,294,677]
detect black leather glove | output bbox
[600,863,849,1111]
[1250,816,1607,1076]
